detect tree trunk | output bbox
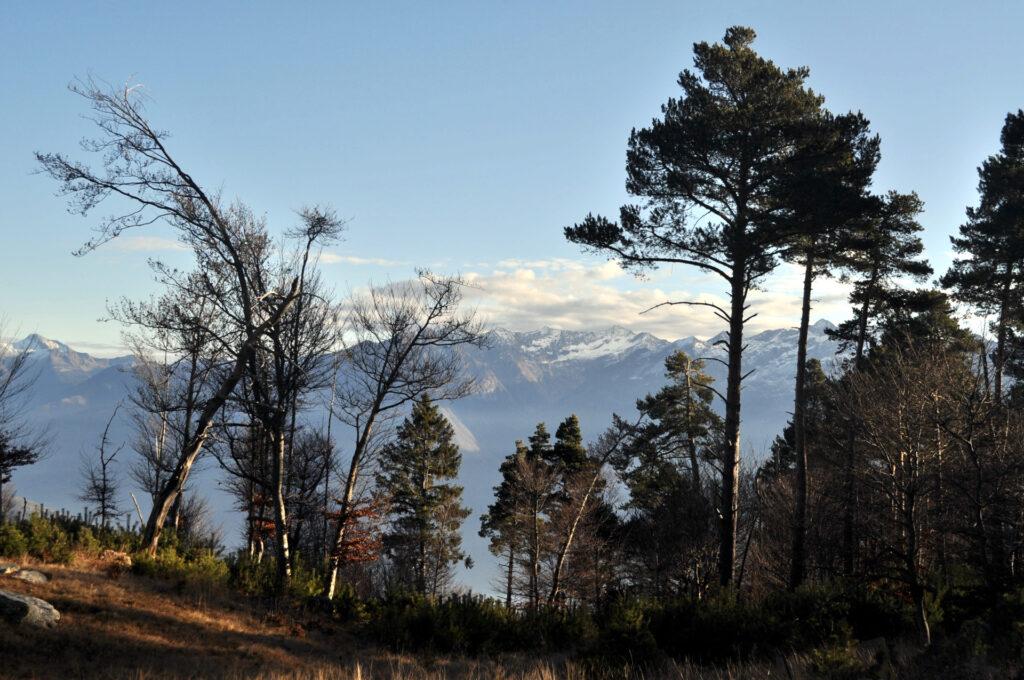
[719,263,746,588]
[505,543,515,608]
[684,363,701,493]
[843,278,875,576]
[141,280,298,556]
[271,428,292,590]
[993,269,1012,405]
[789,253,814,590]
[530,497,541,610]
[322,457,359,600]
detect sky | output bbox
[2,1,1023,354]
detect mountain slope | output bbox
[3,323,842,593]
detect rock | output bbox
[100,550,132,578]
[0,563,18,576]
[0,589,60,628]
[11,569,48,584]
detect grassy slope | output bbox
[0,558,972,680]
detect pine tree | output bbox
[479,441,528,608]
[376,396,470,597]
[521,423,557,609]
[611,351,721,596]
[777,111,879,589]
[566,26,825,586]
[941,110,1024,404]
[830,191,932,366]
[551,415,587,476]
[829,190,931,575]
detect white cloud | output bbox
[320,252,407,267]
[460,259,855,340]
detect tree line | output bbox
[1,27,1022,648]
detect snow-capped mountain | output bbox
[3,323,841,592]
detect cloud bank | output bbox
[460,259,855,340]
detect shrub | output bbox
[24,514,74,564]
[808,642,866,680]
[594,597,659,663]
[0,523,27,558]
[366,593,597,656]
[227,554,277,596]
[74,526,102,556]
[133,546,228,590]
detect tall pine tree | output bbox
[565,26,824,586]
[941,110,1024,404]
[776,110,879,589]
[377,396,470,597]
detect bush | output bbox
[74,526,102,556]
[227,554,278,596]
[366,593,598,656]
[24,514,74,564]
[808,642,866,680]
[133,546,228,590]
[0,523,27,558]
[594,597,659,663]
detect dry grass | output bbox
[0,557,870,679]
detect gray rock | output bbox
[11,569,48,584]
[0,563,18,576]
[0,589,60,628]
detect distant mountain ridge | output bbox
[3,322,843,593]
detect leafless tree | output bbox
[322,273,486,600]
[36,79,347,554]
[0,322,48,524]
[233,232,342,588]
[79,404,126,529]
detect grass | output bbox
[0,554,1006,679]
[0,555,810,679]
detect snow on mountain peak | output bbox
[12,333,66,353]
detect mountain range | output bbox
[3,322,843,593]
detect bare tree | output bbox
[234,230,342,588]
[322,273,485,600]
[79,404,125,529]
[0,323,47,524]
[36,80,342,554]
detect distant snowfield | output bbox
[4,322,842,594]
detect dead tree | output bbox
[79,405,126,529]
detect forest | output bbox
[3,23,1024,680]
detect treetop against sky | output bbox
[2,1,1021,352]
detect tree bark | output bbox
[993,267,1012,405]
[271,428,292,589]
[142,280,299,556]
[843,273,876,577]
[505,543,515,608]
[719,261,746,588]
[789,253,815,590]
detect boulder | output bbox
[0,562,18,576]
[0,589,60,628]
[11,569,48,584]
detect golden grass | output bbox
[0,556,847,679]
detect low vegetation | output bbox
[1,515,1022,678]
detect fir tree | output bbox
[376,396,470,597]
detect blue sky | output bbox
[2,1,1022,353]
